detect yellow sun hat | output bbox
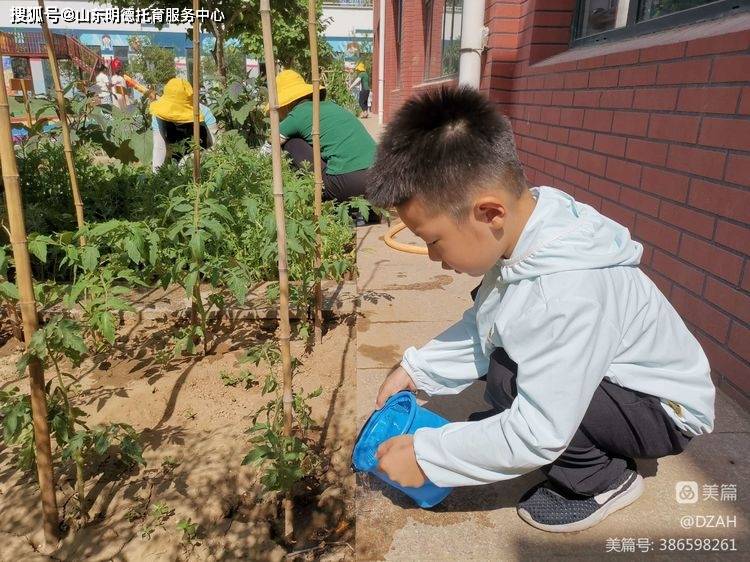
[149,77,204,123]
[263,69,325,113]
[355,62,366,72]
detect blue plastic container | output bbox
[352,391,453,508]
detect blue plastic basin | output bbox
[352,391,453,508]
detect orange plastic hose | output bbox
[384,222,428,255]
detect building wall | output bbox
[372,1,750,407]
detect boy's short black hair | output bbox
[367,86,527,219]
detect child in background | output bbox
[368,87,715,533]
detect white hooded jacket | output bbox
[403,186,715,488]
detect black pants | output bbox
[359,89,370,112]
[283,137,369,203]
[472,287,693,497]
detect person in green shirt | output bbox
[262,70,377,206]
[348,62,371,118]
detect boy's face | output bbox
[397,191,516,277]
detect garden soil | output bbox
[0,289,357,561]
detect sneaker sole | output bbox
[517,474,644,533]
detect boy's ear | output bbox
[473,196,506,227]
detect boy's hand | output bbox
[376,366,417,409]
[376,435,427,488]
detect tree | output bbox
[127,36,177,93]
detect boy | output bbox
[367,87,715,533]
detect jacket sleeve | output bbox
[400,300,489,396]
[412,296,621,487]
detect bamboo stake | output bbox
[21,79,33,127]
[0,49,60,545]
[307,0,324,346]
[260,0,295,541]
[190,0,204,348]
[38,0,85,244]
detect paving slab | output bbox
[354,215,750,561]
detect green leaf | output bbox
[189,231,204,262]
[27,237,48,263]
[0,281,19,301]
[81,245,100,272]
[98,312,116,344]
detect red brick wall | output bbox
[372,1,750,406]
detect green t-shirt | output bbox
[359,71,370,91]
[279,100,376,175]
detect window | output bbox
[573,0,745,45]
[113,46,128,61]
[424,0,463,80]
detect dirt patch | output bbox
[0,301,357,560]
[358,344,401,367]
[382,274,454,291]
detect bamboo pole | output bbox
[307,0,324,346]
[21,80,33,127]
[0,50,60,545]
[260,0,295,541]
[190,0,205,352]
[38,0,85,244]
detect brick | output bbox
[641,242,654,266]
[529,122,549,140]
[578,151,607,176]
[583,109,613,132]
[643,266,673,298]
[633,88,679,110]
[601,200,635,230]
[641,166,689,202]
[743,262,750,293]
[577,55,607,70]
[559,107,584,127]
[573,90,600,107]
[589,176,620,200]
[696,333,750,395]
[728,323,750,363]
[704,277,750,325]
[606,158,642,188]
[689,179,750,224]
[533,90,554,105]
[612,111,649,136]
[544,74,565,89]
[711,55,750,83]
[575,188,601,209]
[565,166,589,188]
[724,154,750,186]
[677,87,741,114]
[557,145,579,166]
[639,42,686,62]
[635,215,681,253]
[651,250,705,295]
[540,106,561,125]
[599,90,634,109]
[547,125,569,144]
[620,186,660,216]
[648,114,700,143]
[564,71,589,89]
[526,105,542,122]
[533,12,573,27]
[667,145,726,181]
[604,50,639,67]
[537,140,557,159]
[569,130,595,150]
[715,220,750,257]
[659,201,715,239]
[739,87,750,115]
[544,159,566,179]
[619,65,658,87]
[699,118,750,151]
[594,133,626,157]
[686,30,750,56]
[625,139,668,166]
[671,286,731,342]
[588,68,619,88]
[680,234,744,284]
[552,90,574,105]
[657,59,712,85]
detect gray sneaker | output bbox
[517,469,644,533]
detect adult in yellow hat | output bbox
[348,62,371,118]
[261,69,376,210]
[149,77,220,171]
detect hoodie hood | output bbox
[498,186,642,283]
